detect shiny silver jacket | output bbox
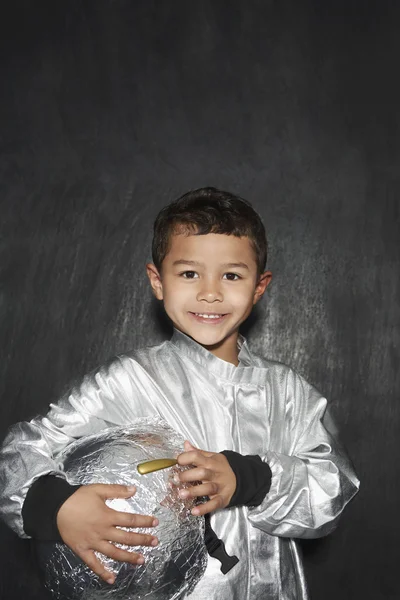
[0,330,359,599]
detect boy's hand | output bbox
[56,484,158,585]
[177,441,236,516]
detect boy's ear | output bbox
[253,270,272,305]
[146,263,164,300]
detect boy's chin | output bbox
[178,325,237,349]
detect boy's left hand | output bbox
[177,441,236,516]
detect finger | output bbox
[107,528,159,548]
[179,482,218,499]
[184,440,198,452]
[94,484,137,500]
[177,450,212,466]
[109,510,159,529]
[79,549,117,584]
[177,451,201,466]
[178,466,213,482]
[97,541,145,565]
[191,496,224,516]
[183,441,215,457]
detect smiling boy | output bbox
[0,187,359,600]
[146,232,271,364]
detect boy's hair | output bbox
[152,187,267,273]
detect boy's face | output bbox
[147,233,271,364]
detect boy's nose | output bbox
[196,283,223,303]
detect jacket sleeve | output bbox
[0,356,135,538]
[247,371,360,539]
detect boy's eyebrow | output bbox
[222,262,249,270]
[172,259,203,267]
[172,259,249,270]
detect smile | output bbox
[189,312,227,322]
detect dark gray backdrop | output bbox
[0,1,399,599]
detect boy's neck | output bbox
[199,333,240,366]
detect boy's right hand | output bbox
[56,484,159,585]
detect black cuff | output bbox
[22,474,81,541]
[221,451,272,508]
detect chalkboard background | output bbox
[0,1,398,599]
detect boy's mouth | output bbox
[188,312,227,323]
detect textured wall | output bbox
[0,1,399,598]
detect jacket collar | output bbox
[169,328,266,384]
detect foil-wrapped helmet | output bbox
[35,418,207,600]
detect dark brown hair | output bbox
[152,187,267,273]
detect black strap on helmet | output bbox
[204,514,239,575]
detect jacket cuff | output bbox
[22,474,80,541]
[221,451,272,508]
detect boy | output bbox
[0,187,359,599]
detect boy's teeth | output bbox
[195,313,222,319]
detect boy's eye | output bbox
[181,271,198,279]
[223,272,241,281]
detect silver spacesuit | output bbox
[0,329,359,599]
